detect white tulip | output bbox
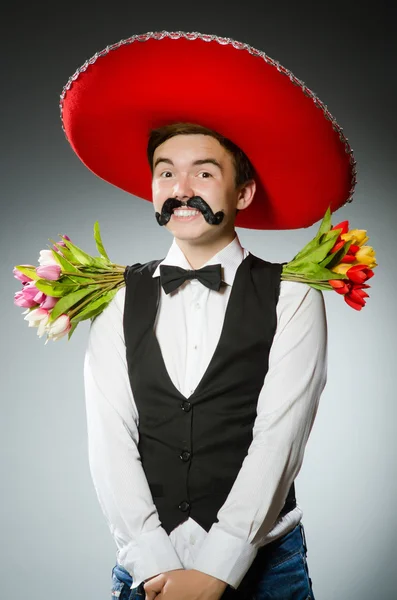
[37,314,50,337]
[24,308,49,328]
[44,315,71,343]
[38,249,58,267]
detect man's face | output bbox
[151,134,249,243]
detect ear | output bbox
[236,179,256,211]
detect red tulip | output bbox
[346,264,374,284]
[340,254,356,263]
[330,240,345,254]
[331,220,349,235]
[329,279,350,295]
[329,276,372,310]
[344,284,370,310]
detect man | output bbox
[61,31,355,599]
[85,122,326,600]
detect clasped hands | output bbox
[143,568,229,600]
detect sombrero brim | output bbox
[60,31,357,230]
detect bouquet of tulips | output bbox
[13,207,377,343]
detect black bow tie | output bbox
[159,263,223,294]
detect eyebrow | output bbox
[153,157,224,172]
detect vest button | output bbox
[181,401,191,412]
[178,500,190,512]
[180,450,191,461]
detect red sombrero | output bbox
[60,31,357,230]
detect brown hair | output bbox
[147,122,255,188]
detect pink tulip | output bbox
[53,235,71,254]
[34,291,46,303]
[13,266,35,283]
[56,234,71,249]
[36,264,61,280]
[14,290,37,308]
[40,295,58,310]
[21,281,46,304]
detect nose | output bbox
[172,174,194,201]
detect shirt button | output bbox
[181,401,191,412]
[178,500,190,512]
[180,450,191,462]
[189,534,196,545]
[195,303,200,310]
[193,344,198,350]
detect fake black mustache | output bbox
[155,196,225,226]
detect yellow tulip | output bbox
[355,245,377,268]
[341,229,369,246]
[331,263,351,275]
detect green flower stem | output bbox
[61,270,125,278]
[67,280,123,320]
[281,274,309,281]
[281,274,334,290]
[66,276,124,286]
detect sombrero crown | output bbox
[60,30,357,230]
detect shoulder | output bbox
[279,280,324,302]
[124,259,162,282]
[89,286,126,336]
[277,280,327,326]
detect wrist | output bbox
[198,572,228,593]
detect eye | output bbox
[160,171,173,178]
[198,172,212,178]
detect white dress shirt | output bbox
[83,232,327,591]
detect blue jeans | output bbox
[111,522,315,599]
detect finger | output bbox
[144,575,166,596]
[145,591,161,600]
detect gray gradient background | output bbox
[1,2,396,599]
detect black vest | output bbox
[123,251,296,535]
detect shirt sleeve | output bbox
[192,281,328,589]
[83,287,183,587]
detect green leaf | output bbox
[70,288,119,324]
[287,230,341,267]
[14,265,40,281]
[34,277,80,297]
[84,301,115,323]
[58,238,110,269]
[94,221,110,261]
[67,321,78,341]
[283,262,347,281]
[48,245,107,283]
[49,241,85,274]
[48,286,99,323]
[291,206,333,263]
[320,240,352,269]
[290,237,320,264]
[66,274,99,284]
[317,206,332,238]
[306,282,333,291]
[59,238,98,267]
[51,241,79,264]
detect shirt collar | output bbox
[152,233,247,286]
